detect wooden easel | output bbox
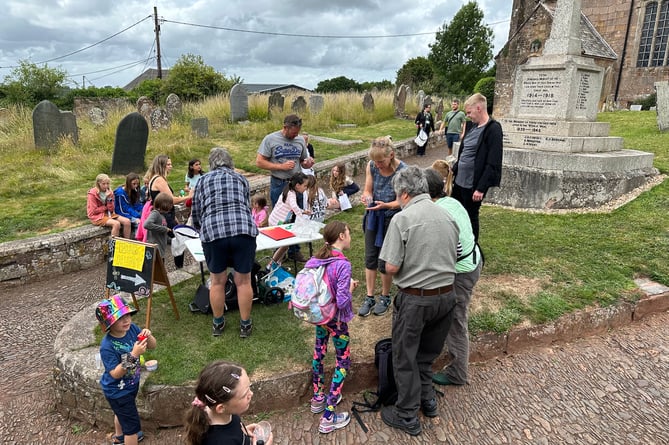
[145,250,180,329]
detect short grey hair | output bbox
[209,147,234,170]
[392,165,428,198]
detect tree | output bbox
[160,54,236,102]
[2,60,67,107]
[473,77,495,113]
[395,57,434,89]
[360,80,393,91]
[428,1,493,94]
[315,76,361,93]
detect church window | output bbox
[638,1,669,66]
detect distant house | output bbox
[123,69,170,91]
[123,70,311,96]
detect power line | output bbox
[0,15,152,69]
[161,18,438,38]
[65,58,155,78]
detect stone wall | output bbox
[0,136,439,286]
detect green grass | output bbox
[3,97,668,383]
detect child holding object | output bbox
[328,164,360,210]
[304,221,359,433]
[87,173,132,238]
[142,192,174,260]
[185,158,205,192]
[268,172,311,264]
[96,295,156,445]
[184,360,274,445]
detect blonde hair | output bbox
[95,173,111,191]
[465,92,487,108]
[431,160,454,196]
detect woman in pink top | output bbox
[268,172,310,264]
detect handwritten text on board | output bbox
[112,240,146,271]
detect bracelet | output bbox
[121,353,139,371]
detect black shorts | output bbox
[203,235,256,274]
[107,391,141,436]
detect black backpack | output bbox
[352,338,397,422]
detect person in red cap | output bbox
[96,295,156,445]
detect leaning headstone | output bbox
[111,112,149,175]
[291,96,307,114]
[150,108,170,130]
[230,84,249,122]
[362,92,375,112]
[654,81,669,131]
[165,93,183,117]
[191,117,209,137]
[32,100,79,150]
[395,84,408,116]
[436,99,444,122]
[89,107,107,126]
[309,95,324,114]
[268,92,284,117]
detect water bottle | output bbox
[255,420,271,445]
[95,352,102,370]
[179,189,186,197]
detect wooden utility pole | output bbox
[154,6,163,79]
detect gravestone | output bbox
[32,100,79,149]
[89,107,107,125]
[362,92,375,112]
[395,84,408,116]
[191,117,209,137]
[0,108,8,124]
[629,104,642,111]
[291,96,307,114]
[494,0,657,209]
[165,93,183,117]
[309,95,324,114]
[654,81,669,131]
[230,84,249,122]
[436,99,444,122]
[150,108,170,130]
[416,90,426,111]
[268,92,284,117]
[111,112,149,175]
[137,96,154,116]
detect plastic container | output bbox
[255,420,271,445]
[145,359,158,371]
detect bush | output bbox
[632,93,656,110]
[474,76,496,113]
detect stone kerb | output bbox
[54,271,669,430]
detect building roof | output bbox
[243,83,313,94]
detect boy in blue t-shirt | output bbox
[96,295,156,445]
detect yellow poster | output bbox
[112,240,146,271]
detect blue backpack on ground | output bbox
[290,265,337,325]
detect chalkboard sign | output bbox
[106,238,156,295]
[105,237,179,329]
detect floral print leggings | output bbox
[312,320,351,419]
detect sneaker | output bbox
[111,431,144,444]
[310,393,343,414]
[421,398,439,418]
[212,320,225,337]
[372,296,391,316]
[240,323,253,338]
[287,251,308,262]
[432,372,463,386]
[318,412,351,434]
[358,297,376,317]
[381,405,422,436]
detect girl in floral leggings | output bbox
[303,221,359,434]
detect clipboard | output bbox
[260,226,295,241]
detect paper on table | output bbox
[260,226,295,241]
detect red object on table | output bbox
[260,226,295,241]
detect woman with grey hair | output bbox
[191,147,259,339]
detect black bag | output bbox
[353,338,397,412]
[190,283,211,314]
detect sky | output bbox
[0,0,513,91]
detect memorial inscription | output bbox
[519,73,562,110]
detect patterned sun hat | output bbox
[95,295,138,331]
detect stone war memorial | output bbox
[491,0,657,209]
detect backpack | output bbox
[351,338,397,424]
[290,265,337,325]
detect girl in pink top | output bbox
[268,173,310,264]
[251,194,269,228]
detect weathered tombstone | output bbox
[436,99,444,122]
[362,92,375,112]
[111,112,149,175]
[395,84,408,116]
[0,108,8,124]
[136,96,154,115]
[32,100,79,150]
[150,108,170,130]
[268,92,284,117]
[309,95,324,114]
[230,84,249,122]
[191,117,209,137]
[89,107,107,125]
[165,93,183,117]
[654,81,669,131]
[417,90,426,110]
[630,104,642,111]
[291,96,307,114]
